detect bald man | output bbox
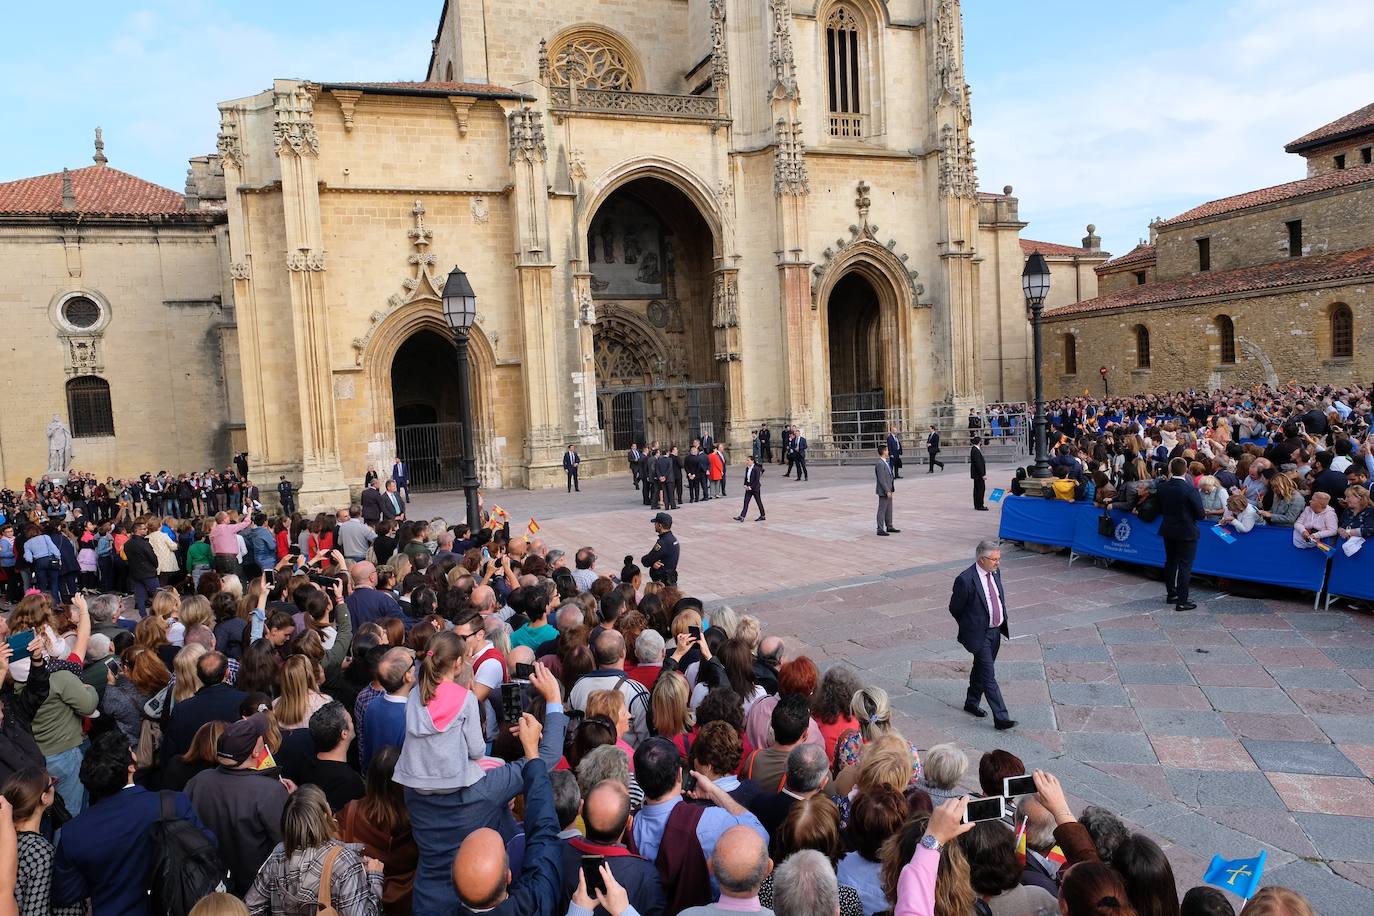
[453,713,562,916]
[360,646,414,773]
[344,560,403,627]
[679,826,773,916]
[753,635,785,696]
[469,584,499,618]
[559,781,667,916]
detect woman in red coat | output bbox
[708,449,725,498]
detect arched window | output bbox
[66,376,114,438]
[1062,334,1077,375]
[1216,315,1236,364]
[445,61,454,82]
[1331,303,1354,359]
[548,30,639,91]
[825,6,865,137]
[1135,325,1151,369]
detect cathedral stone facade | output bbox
[2,1,1066,499]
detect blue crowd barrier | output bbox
[998,496,1328,595]
[997,496,1080,547]
[1326,541,1374,602]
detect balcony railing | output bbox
[828,112,866,139]
[549,86,725,123]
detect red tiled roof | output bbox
[321,80,528,99]
[1098,242,1156,271]
[1045,245,1374,318]
[1285,101,1374,153]
[1020,238,1106,258]
[1158,164,1374,227]
[0,165,185,216]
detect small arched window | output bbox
[1063,334,1077,375]
[1331,303,1354,359]
[445,61,455,82]
[1216,315,1236,364]
[1135,325,1151,369]
[826,6,865,137]
[66,376,114,438]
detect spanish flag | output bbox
[1014,818,1028,866]
[492,505,510,520]
[527,518,541,535]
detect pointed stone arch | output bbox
[579,157,730,262]
[360,298,500,486]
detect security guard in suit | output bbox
[642,512,680,585]
[277,477,295,515]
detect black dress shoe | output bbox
[755,516,766,521]
[975,506,989,511]
[994,719,1017,730]
[1175,602,1198,612]
[734,516,744,522]
[886,527,901,533]
[963,705,988,718]
[877,529,890,537]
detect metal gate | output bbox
[610,392,646,450]
[394,422,466,493]
[687,386,725,443]
[830,390,887,450]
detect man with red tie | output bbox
[948,539,1015,730]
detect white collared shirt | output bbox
[975,566,1001,626]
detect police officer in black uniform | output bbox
[642,512,680,585]
[277,476,296,515]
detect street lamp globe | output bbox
[442,265,478,331]
[1021,251,1051,309]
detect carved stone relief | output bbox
[774,118,809,196]
[508,108,547,165]
[273,84,319,157]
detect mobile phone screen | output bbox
[106,658,120,676]
[688,625,702,640]
[581,855,607,895]
[681,762,698,793]
[501,682,522,724]
[5,631,34,657]
[963,797,1005,823]
[1003,775,1037,797]
[514,662,535,680]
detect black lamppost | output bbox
[442,265,481,531]
[1022,251,1053,479]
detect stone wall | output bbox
[1041,280,1373,399]
[1098,261,1156,296]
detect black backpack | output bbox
[148,791,227,916]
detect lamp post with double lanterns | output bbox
[1021,251,1053,479]
[442,265,482,531]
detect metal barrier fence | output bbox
[808,407,1033,463]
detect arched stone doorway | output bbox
[820,261,906,449]
[390,329,466,492]
[586,176,725,449]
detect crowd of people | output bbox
[0,482,1320,916]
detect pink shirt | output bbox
[209,519,251,555]
[894,845,940,916]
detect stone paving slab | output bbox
[416,462,1374,906]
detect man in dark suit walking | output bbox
[382,479,406,521]
[886,427,904,478]
[949,540,1015,730]
[627,442,642,490]
[360,477,384,524]
[735,455,765,522]
[970,436,988,510]
[1157,456,1204,611]
[926,425,944,472]
[875,444,898,536]
[563,444,581,492]
[391,457,410,501]
[792,429,808,481]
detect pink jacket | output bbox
[894,845,940,916]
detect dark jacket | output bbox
[0,658,50,780]
[463,759,563,916]
[164,682,248,761]
[642,532,679,578]
[744,464,762,493]
[559,837,666,916]
[124,534,158,581]
[185,765,289,896]
[948,564,1008,652]
[53,785,214,916]
[1155,477,1204,542]
[361,486,385,524]
[970,446,986,479]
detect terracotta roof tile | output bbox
[321,80,527,99]
[1045,245,1374,318]
[1098,242,1157,271]
[1158,164,1374,227]
[1285,101,1374,152]
[1019,238,1106,258]
[0,165,185,217]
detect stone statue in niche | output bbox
[47,415,74,475]
[647,300,669,328]
[667,300,684,333]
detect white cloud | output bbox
[969,0,1374,254]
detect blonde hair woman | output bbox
[172,643,208,704]
[1221,491,1261,533]
[273,654,329,729]
[151,588,185,646]
[179,594,213,633]
[650,671,694,757]
[1260,472,1305,527]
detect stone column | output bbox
[572,272,602,445]
[273,81,349,508]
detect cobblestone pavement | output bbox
[413,462,1374,908]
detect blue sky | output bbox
[1,0,1370,254]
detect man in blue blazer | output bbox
[948,539,1016,730]
[53,731,216,915]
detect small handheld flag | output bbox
[1203,851,1265,900]
[1013,818,1027,867]
[492,505,510,520]
[527,518,541,535]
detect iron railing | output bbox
[394,422,467,493]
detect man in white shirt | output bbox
[455,610,506,738]
[571,547,599,592]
